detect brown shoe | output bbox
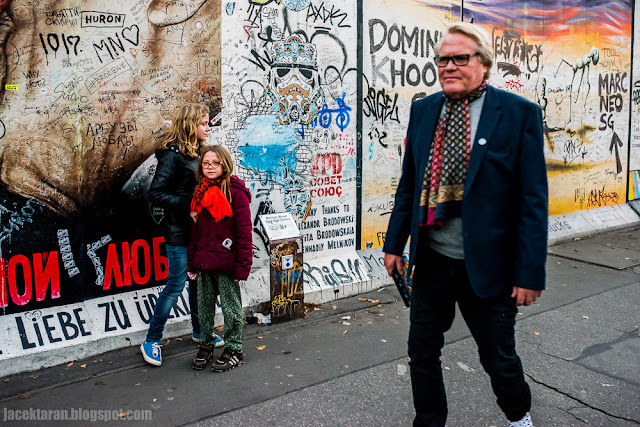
[211,348,244,372]
[192,344,213,370]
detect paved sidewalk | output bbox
[1,228,639,426]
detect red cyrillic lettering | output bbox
[8,255,31,306]
[121,242,133,286]
[33,251,61,302]
[131,239,151,284]
[153,237,168,281]
[332,153,342,174]
[103,243,123,290]
[0,258,6,308]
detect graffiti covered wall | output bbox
[361,0,454,248]
[0,0,222,362]
[360,0,633,246]
[219,0,364,298]
[471,1,632,217]
[0,0,636,371]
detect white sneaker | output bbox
[509,412,533,427]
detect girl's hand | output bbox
[190,210,199,223]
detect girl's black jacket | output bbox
[148,144,198,246]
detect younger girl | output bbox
[188,145,253,371]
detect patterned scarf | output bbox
[419,81,487,229]
[190,176,232,222]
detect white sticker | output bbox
[282,254,294,270]
[222,238,233,250]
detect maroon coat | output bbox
[188,176,253,281]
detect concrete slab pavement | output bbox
[0,228,639,426]
[548,227,640,269]
[194,282,640,427]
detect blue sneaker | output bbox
[141,340,162,366]
[192,333,224,347]
[213,334,225,348]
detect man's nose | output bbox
[444,59,458,70]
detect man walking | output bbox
[383,22,548,426]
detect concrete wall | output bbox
[0,0,636,375]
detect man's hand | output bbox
[384,253,405,277]
[511,287,542,306]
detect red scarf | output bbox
[190,177,232,222]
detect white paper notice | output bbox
[259,212,301,241]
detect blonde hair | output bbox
[436,22,493,80]
[197,145,234,202]
[161,104,209,158]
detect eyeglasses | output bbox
[434,53,480,67]
[202,161,221,169]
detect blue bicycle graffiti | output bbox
[317,92,351,132]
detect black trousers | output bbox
[409,248,531,426]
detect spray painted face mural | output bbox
[0,0,220,215]
[265,35,325,125]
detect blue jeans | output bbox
[146,245,198,341]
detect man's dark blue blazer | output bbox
[383,85,549,298]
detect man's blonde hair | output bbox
[436,22,493,80]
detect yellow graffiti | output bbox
[302,201,312,222]
[272,293,292,307]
